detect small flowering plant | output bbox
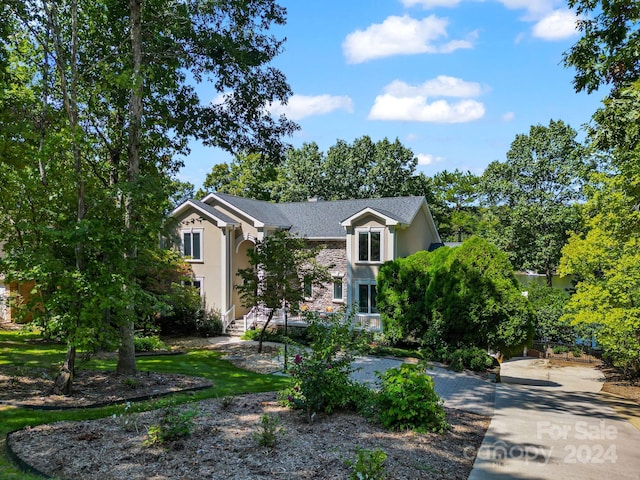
[280,310,361,424]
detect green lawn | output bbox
[0,329,290,479]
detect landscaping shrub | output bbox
[279,311,364,423]
[134,335,167,352]
[376,363,449,433]
[194,308,222,337]
[377,237,534,357]
[346,447,387,480]
[447,347,493,372]
[144,405,197,446]
[241,325,309,345]
[253,414,285,449]
[553,345,569,354]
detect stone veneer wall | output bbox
[303,240,347,313]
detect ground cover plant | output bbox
[0,328,288,479]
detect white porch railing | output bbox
[221,305,235,334]
[354,314,382,332]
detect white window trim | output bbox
[184,276,204,297]
[181,227,204,262]
[355,280,378,315]
[355,227,384,264]
[332,276,344,303]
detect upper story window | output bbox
[357,228,382,263]
[182,228,203,261]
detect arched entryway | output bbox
[232,238,254,318]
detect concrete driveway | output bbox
[469,358,640,480]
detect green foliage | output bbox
[448,347,494,372]
[430,169,481,242]
[144,405,198,447]
[553,345,569,354]
[253,414,285,449]
[241,326,309,345]
[527,284,575,344]
[559,82,640,377]
[479,119,592,286]
[377,238,534,355]
[564,0,640,93]
[134,336,167,352]
[200,136,420,202]
[280,311,363,423]
[347,447,388,480]
[376,363,449,434]
[236,230,330,351]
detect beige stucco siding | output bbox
[396,206,437,257]
[175,211,225,312]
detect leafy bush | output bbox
[553,345,569,354]
[194,308,222,337]
[376,363,449,433]
[447,347,493,372]
[527,283,574,344]
[242,325,309,344]
[377,238,534,357]
[279,311,364,423]
[134,335,167,352]
[347,447,387,480]
[572,346,582,357]
[144,405,197,446]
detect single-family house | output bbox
[170,193,442,333]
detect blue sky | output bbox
[179,0,606,189]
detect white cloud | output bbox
[369,94,485,123]
[496,1,579,41]
[532,10,579,40]
[267,94,354,120]
[406,133,421,141]
[401,0,462,8]
[497,0,558,20]
[501,111,515,121]
[416,153,445,165]
[385,76,485,97]
[368,76,486,123]
[342,15,475,63]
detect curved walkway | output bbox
[350,356,496,416]
[469,358,640,480]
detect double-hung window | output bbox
[182,228,203,261]
[358,283,378,315]
[357,229,382,263]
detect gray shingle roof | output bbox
[207,194,427,239]
[214,193,292,227]
[190,199,239,226]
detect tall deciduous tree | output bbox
[199,136,420,202]
[559,81,640,375]
[236,230,330,353]
[1,0,296,388]
[480,119,593,286]
[564,0,640,93]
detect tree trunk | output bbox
[545,267,553,288]
[52,344,75,395]
[48,0,84,394]
[117,0,143,376]
[257,309,275,354]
